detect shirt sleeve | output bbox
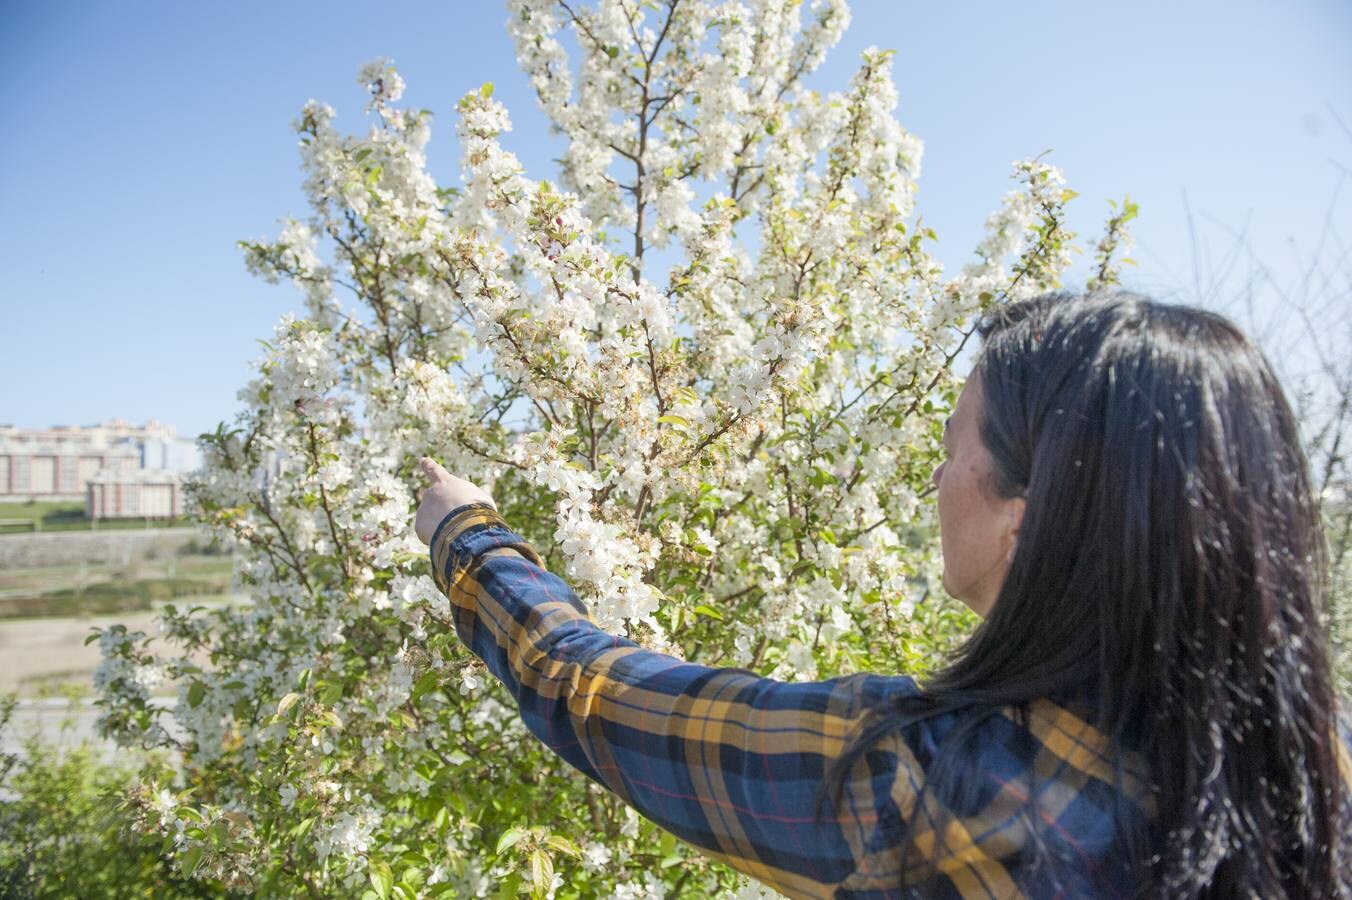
[427,502,927,899]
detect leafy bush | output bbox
[89,1,1130,895]
[0,697,214,899]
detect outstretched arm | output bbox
[416,459,922,898]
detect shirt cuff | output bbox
[428,502,546,594]
[429,505,505,589]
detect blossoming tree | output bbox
[94,1,1129,895]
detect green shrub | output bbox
[0,698,216,899]
[0,577,232,620]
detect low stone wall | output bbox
[0,527,207,569]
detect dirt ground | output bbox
[0,528,225,761]
[0,610,166,695]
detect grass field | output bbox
[0,500,194,533]
[0,580,232,619]
[0,556,234,619]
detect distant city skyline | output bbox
[0,418,199,512]
[4,0,1349,438]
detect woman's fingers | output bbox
[413,458,497,547]
[419,457,451,483]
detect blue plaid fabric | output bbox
[428,503,1174,898]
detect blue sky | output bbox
[3,1,1349,438]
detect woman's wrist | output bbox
[414,458,497,545]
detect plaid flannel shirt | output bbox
[430,503,1162,898]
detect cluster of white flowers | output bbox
[357,56,406,108]
[933,158,1077,330]
[238,314,344,421]
[316,807,380,863]
[612,871,669,899]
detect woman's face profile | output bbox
[932,373,1026,618]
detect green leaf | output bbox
[530,849,553,896]
[319,681,344,704]
[180,846,204,876]
[277,692,301,716]
[496,826,525,854]
[544,835,581,858]
[656,414,690,428]
[605,45,620,59]
[399,864,427,889]
[187,682,206,708]
[480,81,495,98]
[411,670,441,702]
[369,859,393,900]
[692,604,723,621]
[496,872,522,900]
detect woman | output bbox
[414,292,1351,897]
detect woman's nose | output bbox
[931,461,945,488]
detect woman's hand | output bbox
[414,457,497,546]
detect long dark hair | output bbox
[824,292,1349,896]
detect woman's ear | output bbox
[1004,497,1026,563]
